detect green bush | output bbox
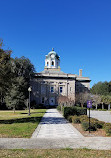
[76,107,87,115]
[64,107,87,119]
[57,105,64,112]
[103,123,111,136]
[89,118,105,129]
[79,116,105,129]
[79,115,89,122]
[96,121,105,129]
[67,115,73,122]
[57,105,61,111]
[93,120,104,129]
[82,122,97,131]
[72,115,81,124]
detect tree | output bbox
[0,44,12,107]
[5,77,26,112]
[75,92,91,107]
[0,40,35,110]
[91,81,109,95]
[91,94,101,109]
[58,95,70,106]
[11,56,35,98]
[101,95,111,110]
[12,56,35,80]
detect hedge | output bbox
[63,106,87,119]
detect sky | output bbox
[0,0,111,87]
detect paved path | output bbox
[32,109,83,138]
[0,109,111,150]
[0,138,111,150]
[88,110,111,123]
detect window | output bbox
[51,86,54,93]
[42,97,44,104]
[47,62,49,66]
[41,81,45,84]
[41,85,46,94]
[51,61,54,66]
[59,87,63,93]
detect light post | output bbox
[28,86,32,115]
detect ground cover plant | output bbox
[103,123,111,136]
[0,149,111,158]
[57,106,111,136]
[67,114,111,136]
[0,109,46,138]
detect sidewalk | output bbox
[0,109,111,150]
[0,137,111,150]
[32,109,83,138]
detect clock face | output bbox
[51,54,55,58]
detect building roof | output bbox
[40,69,66,75]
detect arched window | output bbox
[47,62,49,66]
[52,61,54,66]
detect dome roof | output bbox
[46,48,60,60]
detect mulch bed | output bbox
[72,123,107,137]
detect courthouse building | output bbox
[31,48,90,106]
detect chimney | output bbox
[79,69,82,77]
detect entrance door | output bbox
[49,97,55,106]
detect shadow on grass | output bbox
[20,112,45,114]
[0,117,42,124]
[21,111,56,115]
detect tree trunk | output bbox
[13,107,15,113]
[61,104,62,112]
[108,104,110,110]
[102,103,104,110]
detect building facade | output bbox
[31,49,91,106]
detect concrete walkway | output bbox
[0,109,111,150]
[32,109,83,138]
[0,137,111,150]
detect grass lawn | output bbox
[0,109,46,138]
[0,149,111,158]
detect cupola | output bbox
[44,48,60,70]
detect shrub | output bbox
[63,107,87,119]
[89,118,105,129]
[67,115,73,122]
[103,123,111,136]
[72,115,81,124]
[76,107,87,115]
[57,105,64,112]
[82,122,97,131]
[96,121,105,129]
[75,104,81,107]
[80,116,105,129]
[64,107,77,118]
[57,105,61,111]
[79,115,89,122]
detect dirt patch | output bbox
[73,123,107,137]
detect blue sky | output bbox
[0,0,111,87]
